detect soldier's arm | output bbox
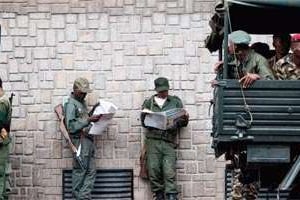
[64,102,89,134]
[140,99,150,128]
[174,97,189,128]
[257,57,275,80]
[0,99,11,132]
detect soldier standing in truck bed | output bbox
[272,34,300,80]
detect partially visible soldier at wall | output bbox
[64,77,102,200]
[141,77,189,200]
[273,34,300,80]
[0,78,12,200]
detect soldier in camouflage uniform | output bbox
[64,77,102,200]
[227,31,273,199]
[0,78,11,200]
[268,34,291,70]
[141,77,189,200]
[273,34,300,80]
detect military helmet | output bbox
[73,77,92,93]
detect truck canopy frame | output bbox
[226,0,300,34]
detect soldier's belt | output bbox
[70,133,94,142]
[146,130,173,142]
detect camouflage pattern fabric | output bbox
[232,169,258,200]
[232,169,243,200]
[272,53,300,80]
[243,182,258,200]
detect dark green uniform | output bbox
[141,95,188,196]
[231,50,274,80]
[0,89,11,200]
[228,30,274,80]
[64,95,95,200]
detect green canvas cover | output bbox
[226,0,300,34]
[228,0,300,8]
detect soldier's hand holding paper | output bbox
[88,100,118,135]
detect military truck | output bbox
[209,1,300,199]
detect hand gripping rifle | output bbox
[54,104,87,170]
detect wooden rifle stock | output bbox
[54,104,87,170]
[54,104,77,153]
[139,145,148,179]
[7,93,14,132]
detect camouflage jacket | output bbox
[273,53,300,80]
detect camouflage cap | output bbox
[73,77,92,93]
[154,77,169,92]
[229,30,251,45]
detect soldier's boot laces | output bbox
[154,191,165,200]
[166,193,178,200]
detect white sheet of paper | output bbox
[88,100,118,135]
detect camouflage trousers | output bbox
[232,169,258,200]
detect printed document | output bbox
[142,108,186,130]
[89,100,118,135]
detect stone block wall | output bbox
[0,0,224,199]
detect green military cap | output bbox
[73,77,92,93]
[154,77,169,92]
[229,30,251,45]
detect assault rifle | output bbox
[54,104,87,170]
[7,93,14,132]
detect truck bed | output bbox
[212,80,300,157]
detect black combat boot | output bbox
[154,191,165,200]
[166,193,178,200]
